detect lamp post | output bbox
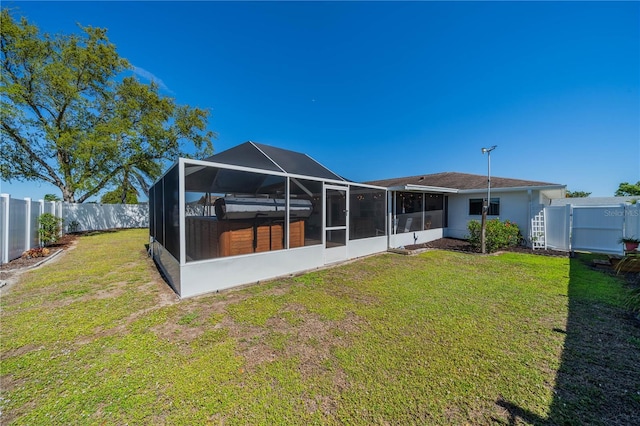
[480,145,497,254]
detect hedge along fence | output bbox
[0,194,148,264]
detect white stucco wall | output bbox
[445,191,534,240]
[153,241,181,295]
[175,235,389,298]
[348,235,388,258]
[179,245,325,298]
[389,228,444,248]
[155,234,389,299]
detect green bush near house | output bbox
[467,218,521,253]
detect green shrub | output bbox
[625,286,640,314]
[38,213,63,246]
[467,218,521,253]
[67,220,79,233]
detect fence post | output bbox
[567,204,573,253]
[543,207,547,250]
[37,199,44,246]
[24,197,32,251]
[61,202,66,234]
[1,194,10,264]
[57,201,64,235]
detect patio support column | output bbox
[179,158,186,266]
[285,177,290,249]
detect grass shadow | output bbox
[498,254,640,425]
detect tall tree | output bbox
[565,190,591,198]
[100,183,138,204]
[615,181,640,197]
[0,9,214,202]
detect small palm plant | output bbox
[614,253,640,317]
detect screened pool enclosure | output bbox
[149,142,387,298]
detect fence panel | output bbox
[571,206,624,255]
[544,205,571,251]
[624,204,640,240]
[29,199,41,249]
[43,201,56,215]
[62,203,148,232]
[8,198,29,261]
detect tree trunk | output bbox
[62,187,76,203]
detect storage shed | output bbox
[149,142,387,298]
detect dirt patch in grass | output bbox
[222,304,356,417]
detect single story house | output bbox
[366,172,565,248]
[149,142,565,298]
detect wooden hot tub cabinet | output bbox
[186,216,305,261]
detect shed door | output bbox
[325,186,348,264]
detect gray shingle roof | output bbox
[365,172,562,190]
[204,141,346,182]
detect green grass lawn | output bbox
[1,229,639,425]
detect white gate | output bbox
[544,205,571,251]
[571,206,624,254]
[539,203,640,255]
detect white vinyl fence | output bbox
[544,205,571,252]
[63,203,148,233]
[539,203,640,255]
[0,194,148,264]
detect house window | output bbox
[469,198,500,216]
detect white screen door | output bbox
[325,186,348,263]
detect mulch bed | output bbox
[0,233,78,272]
[405,237,570,257]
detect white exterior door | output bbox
[324,185,349,264]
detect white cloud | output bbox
[132,65,172,93]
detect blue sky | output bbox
[2,1,639,200]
